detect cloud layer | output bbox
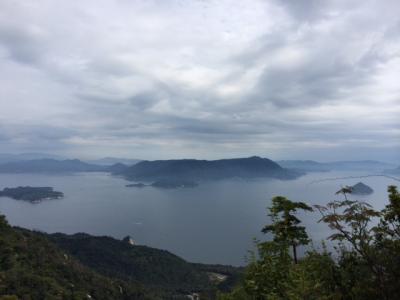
[0,0,399,161]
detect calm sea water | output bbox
[0,171,398,265]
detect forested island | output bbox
[0,186,64,202]
[126,179,198,189]
[116,156,303,182]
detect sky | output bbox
[0,0,399,162]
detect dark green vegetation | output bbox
[261,197,313,264]
[48,232,210,292]
[0,186,63,202]
[219,185,400,300]
[350,182,374,195]
[0,216,242,299]
[116,156,302,182]
[0,216,148,299]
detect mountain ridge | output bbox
[0,158,107,173]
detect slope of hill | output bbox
[0,214,242,299]
[49,233,211,293]
[0,159,105,173]
[0,215,148,299]
[116,156,302,181]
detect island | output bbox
[126,179,198,189]
[126,183,147,188]
[350,182,374,195]
[0,186,64,203]
[151,179,198,189]
[115,156,303,183]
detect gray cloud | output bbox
[0,0,399,162]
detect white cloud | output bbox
[0,0,399,161]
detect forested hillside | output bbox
[0,216,242,299]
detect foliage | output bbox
[219,185,400,300]
[0,215,149,299]
[48,232,210,293]
[262,196,313,263]
[0,215,243,299]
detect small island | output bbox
[126,179,198,189]
[0,186,64,203]
[350,182,374,195]
[125,183,147,188]
[151,179,198,189]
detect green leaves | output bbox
[262,196,313,262]
[220,185,400,300]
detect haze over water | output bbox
[0,171,397,266]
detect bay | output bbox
[0,171,397,265]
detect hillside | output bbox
[0,215,242,299]
[0,215,148,299]
[49,233,215,293]
[116,156,302,181]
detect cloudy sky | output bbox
[0,0,399,162]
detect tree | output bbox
[262,196,313,264]
[219,186,400,300]
[315,187,387,299]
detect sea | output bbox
[0,171,398,265]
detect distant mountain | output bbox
[278,160,396,172]
[0,152,66,164]
[105,162,130,173]
[116,156,302,181]
[324,160,396,171]
[87,157,141,166]
[278,160,330,172]
[350,182,374,195]
[0,159,106,173]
